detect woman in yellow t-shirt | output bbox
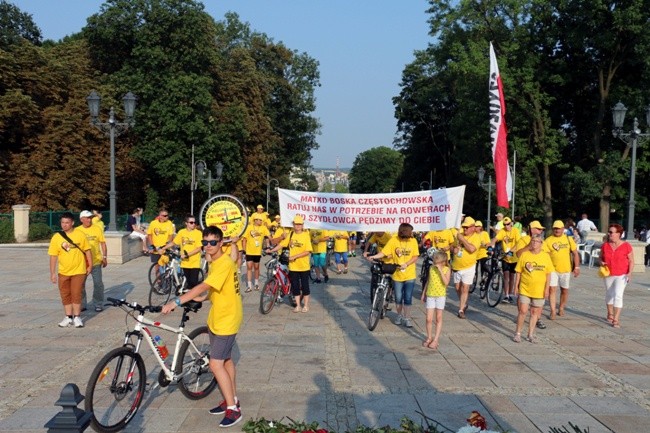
[513,234,554,343]
[366,223,419,328]
[267,215,313,312]
[329,230,349,274]
[420,250,450,350]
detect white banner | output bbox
[277,186,466,232]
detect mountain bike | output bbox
[475,249,506,307]
[419,247,437,291]
[85,297,216,433]
[147,249,205,306]
[259,249,294,314]
[325,238,334,269]
[367,260,398,331]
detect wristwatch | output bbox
[174,297,182,306]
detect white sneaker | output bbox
[58,317,72,327]
[404,318,413,328]
[393,315,402,325]
[73,317,84,328]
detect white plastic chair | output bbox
[579,240,595,265]
[589,248,601,268]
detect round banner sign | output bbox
[198,194,248,241]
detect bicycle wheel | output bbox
[309,265,317,282]
[147,262,162,288]
[177,326,217,400]
[149,272,173,306]
[469,262,479,294]
[479,272,489,299]
[85,347,146,433]
[486,271,504,307]
[259,278,278,314]
[368,284,385,331]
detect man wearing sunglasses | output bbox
[490,216,521,304]
[161,214,203,292]
[162,226,243,428]
[147,209,175,277]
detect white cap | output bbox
[79,210,93,218]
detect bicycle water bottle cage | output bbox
[279,249,290,265]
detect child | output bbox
[421,250,451,350]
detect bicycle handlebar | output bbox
[107,297,162,313]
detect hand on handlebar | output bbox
[161,302,176,315]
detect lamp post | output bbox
[195,160,224,199]
[477,166,494,231]
[611,102,650,238]
[420,181,430,190]
[86,90,136,232]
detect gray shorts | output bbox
[209,331,237,360]
[519,294,545,308]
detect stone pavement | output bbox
[0,246,649,433]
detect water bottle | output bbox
[153,335,169,360]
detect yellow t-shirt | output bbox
[515,250,554,299]
[330,230,349,252]
[147,219,174,248]
[48,229,90,276]
[279,230,313,272]
[426,265,450,297]
[91,216,105,232]
[424,229,455,259]
[382,236,419,282]
[205,253,242,335]
[475,231,491,260]
[76,224,105,266]
[495,227,521,263]
[368,232,394,253]
[543,234,577,273]
[243,224,270,256]
[173,228,203,269]
[451,233,481,271]
[310,229,329,254]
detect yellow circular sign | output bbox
[204,199,245,238]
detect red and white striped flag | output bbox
[489,42,512,208]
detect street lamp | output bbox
[420,181,430,190]
[611,102,650,238]
[477,166,494,231]
[194,160,223,199]
[86,90,136,232]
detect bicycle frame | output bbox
[271,261,291,296]
[123,309,204,387]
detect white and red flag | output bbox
[489,42,513,208]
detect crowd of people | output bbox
[47,205,638,428]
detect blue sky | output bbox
[13,0,432,169]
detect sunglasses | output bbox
[160,214,169,217]
[504,223,512,226]
[187,221,196,224]
[201,239,221,246]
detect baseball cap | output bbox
[461,216,476,227]
[503,216,512,224]
[253,214,263,221]
[80,210,93,218]
[552,220,565,229]
[474,220,483,227]
[293,215,304,224]
[256,204,264,209]
[495,212,504,218]
[275,215,281,219]
[529,220,544,230]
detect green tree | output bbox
[0,0,41,48]
[349,146,404,193]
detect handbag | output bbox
[58,231,91,267]
[598,265,610,278]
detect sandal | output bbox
[611,320,621,328]
[513,333,521,343]
[301,306,309,313]
[558,308,565,317]
[422,338,433,348]
[606,314,614,324]
[293,307,301,313]
[526,335,538,344]
[426,340,438,350]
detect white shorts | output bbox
[426,296,446,310]
[129,231,147,241]
[549,272,571,288]
[453,267,476,285]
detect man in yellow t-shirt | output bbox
[147,209,175,275]
[48,212,92,328]
[267,215,313,312]
[451,217,481,319]
[490,216,521,303]
[544,220,581,319]
[363,231,393,256]
[310,228,330,283]
[91,209,105,232]
[162,214,204,292]
[253,205,272,229]
[474,221,491,278]
[421,228,455,260]
[77,210,107,312]
[329,230,350,274]
[162,226,243,427]
[242,214,270,292]
[513,234,554,343]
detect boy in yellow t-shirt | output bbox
[421,250,450,350]
[162,226,243,428]
[161,214,204,292]
[242,215,271,292]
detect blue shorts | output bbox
[312,253,326,267]
[334,252,348,264]
[208,331,237,360]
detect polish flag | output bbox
[489,42,513,208]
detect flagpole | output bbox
[511,150,516,220]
